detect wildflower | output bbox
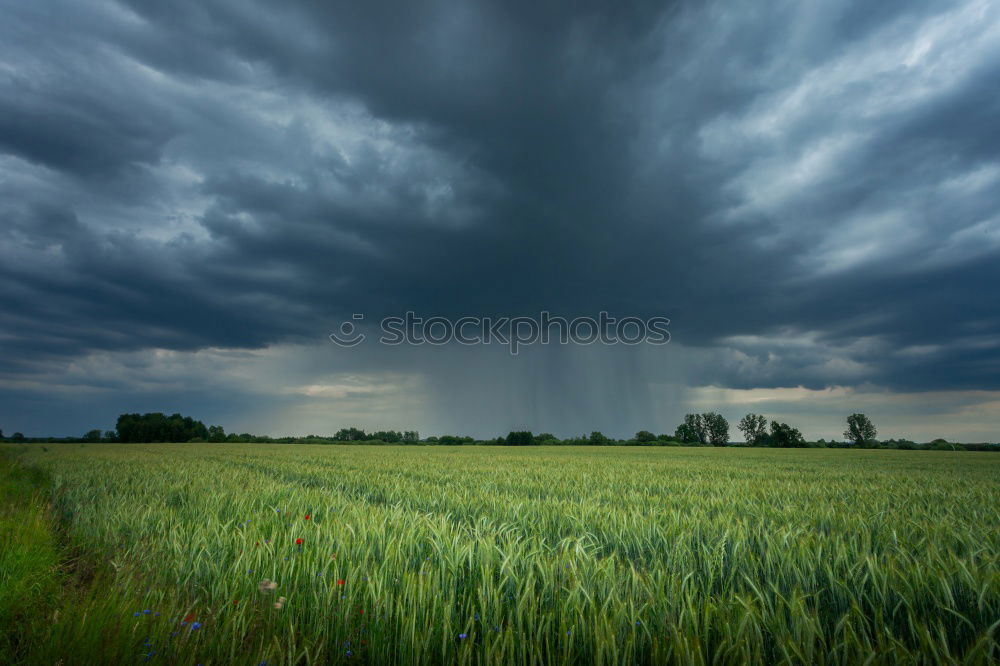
[190,622,202,631]
[143,609,151,614]
[183,613,197,624]
[345,650,353,657]
[296,538,303,545]
[234,599,239,606]
[474,613,480,621]
[458,633,467,640]
[134,612,141,617]
[258,579,278,594]
[635,621,641,626]
[305,514,311,520]
[337,578,345,586]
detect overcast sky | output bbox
[2,0,999,440]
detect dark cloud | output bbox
[1,0,999,436]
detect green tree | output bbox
[844,413,878,448]
[505,431,535,446]
[738,413,769,445]
[702,412,729,446]
[674,414,706,444]
[82,429,102,443]
[208,425,226,443]
[334,427,367,441]
[402,430,419,443]
[588,431,610,445]
[11,432,25,442]
[768,420,806,448]
[634,430,657,443]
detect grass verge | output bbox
[0,453,62,661]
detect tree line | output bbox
[0,412,996,451]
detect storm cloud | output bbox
[2,0,999,439]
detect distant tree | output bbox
[535,433,558,444]
[505,431,535,446]
[402,430,420,443]
[11,432,25,442]
[844,413,878,448]
[334,427,367,441]
[102,430,119,443]
[0,429,3,439]
[634,430,657,443]
[738,413,769,446]
[929,438,960,451]
[208,425,226,443]
[439,435,474,445]
[674,414,706,444]
[588,431,610,446]
[82,429,102,443]
[702,412,729,446]
[116,413,208,443]
[768,420,806,448]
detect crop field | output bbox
[2,444,999,665]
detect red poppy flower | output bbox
[296,538,303,545]
[337,579,345,586]
[305,514,311,520]
[233,599,239,606]
[183,613,197,623]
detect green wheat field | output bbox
[2,445,999,664]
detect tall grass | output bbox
[0,455,62,661]
[3,444,999,664]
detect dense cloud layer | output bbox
[2,0,999,437]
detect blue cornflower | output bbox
[474,613,480,621]
[143,609,151,614]
[459,633,467,639]
[345,650,353,657]
[635,620,641,626]
[567,630,572,636]
[190,622,202,631]
[258,661,268,665]
[134,611,141,616]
